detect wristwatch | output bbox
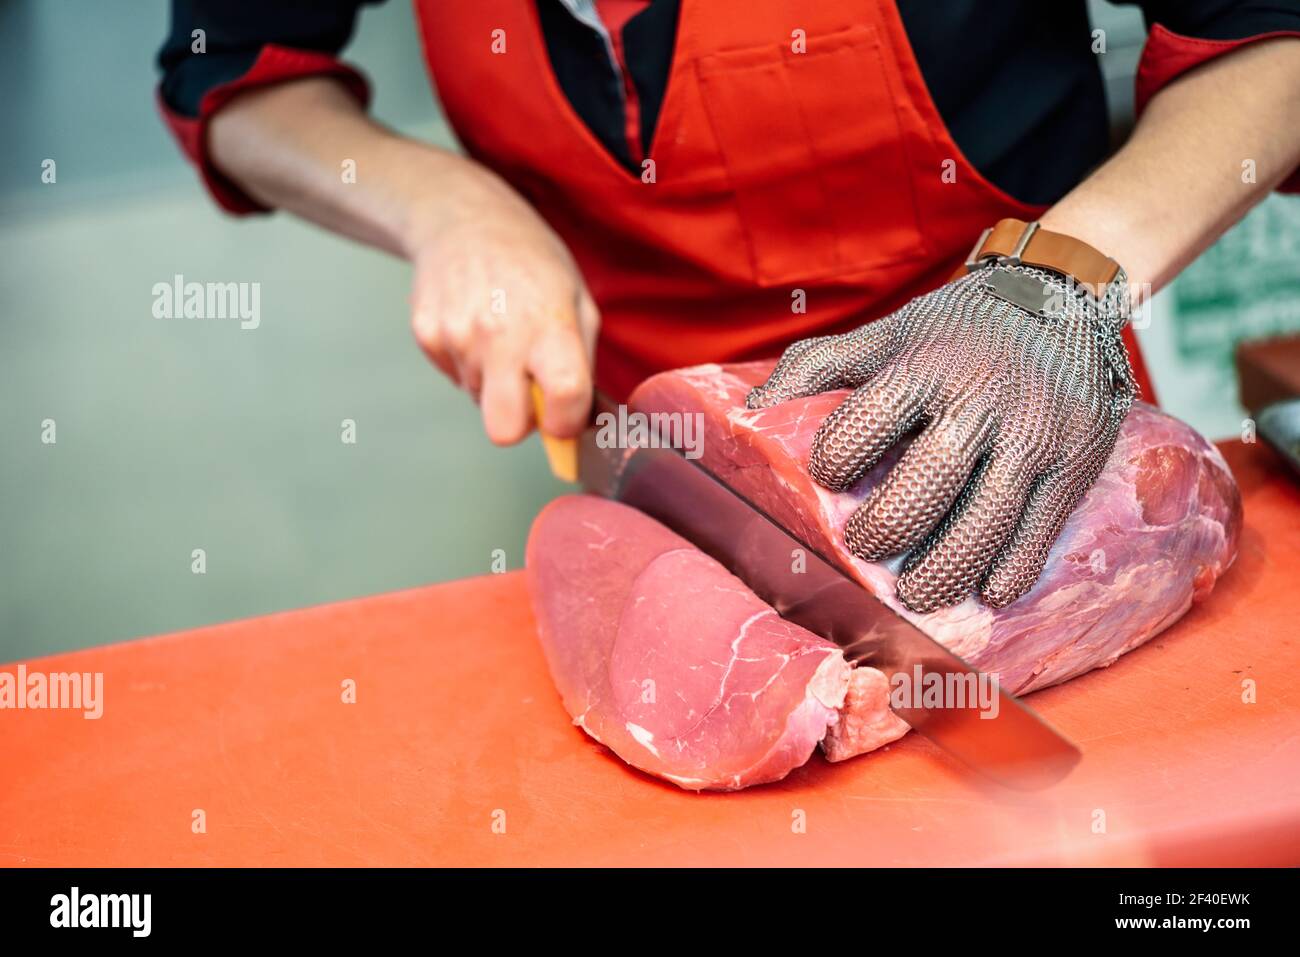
[960,218,1127,320]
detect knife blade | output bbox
[536,387,1081,789]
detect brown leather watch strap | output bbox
[966,218,1120,295]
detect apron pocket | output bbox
[696,24,927,288]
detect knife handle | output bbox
[530,383,579,483]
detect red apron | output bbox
[416,0,1155,402]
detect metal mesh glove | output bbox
[747,263,1136,613]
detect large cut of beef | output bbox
[526,361,1242,789]
[526,495,892,789]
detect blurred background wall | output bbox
[2,0,1297,660]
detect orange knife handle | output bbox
[530,383,579,483]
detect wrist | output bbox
[964,217,1131,318]
[960,220,1137,401]
[1038,205,1149,296]
[397,150,537,259]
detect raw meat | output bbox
[526,495,859,790]
[525,361,1241,790]
[630,361,1243,762]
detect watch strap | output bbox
[965,219,1121,296]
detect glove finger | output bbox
[978,409,1122,606]
[745,336,835,409]
[976,466,1087,608]
[844,400,998,561]
[807,360,935,492]
[980,396,1128,607]
[746,317,899,409]
[895,448,1038,613]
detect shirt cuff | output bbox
[157,44,371,215]
[1135,24,1300,194]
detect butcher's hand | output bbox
[208,77,597,445]
[407,179,599,444]
[746,263,1135,613]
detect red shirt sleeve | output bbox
[1135,24,1300,193]
[157,44,371,215]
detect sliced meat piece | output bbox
[822,667,909,763]
[631,361,1244,762]
[525,495,854,790]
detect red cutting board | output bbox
[2,441,1297,867]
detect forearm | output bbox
[1040,37,1300,294]
[207,77,521,259]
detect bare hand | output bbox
[408,177,599,444]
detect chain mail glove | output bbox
[747,262,1136,613]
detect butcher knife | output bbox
[531,387,1082,790]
